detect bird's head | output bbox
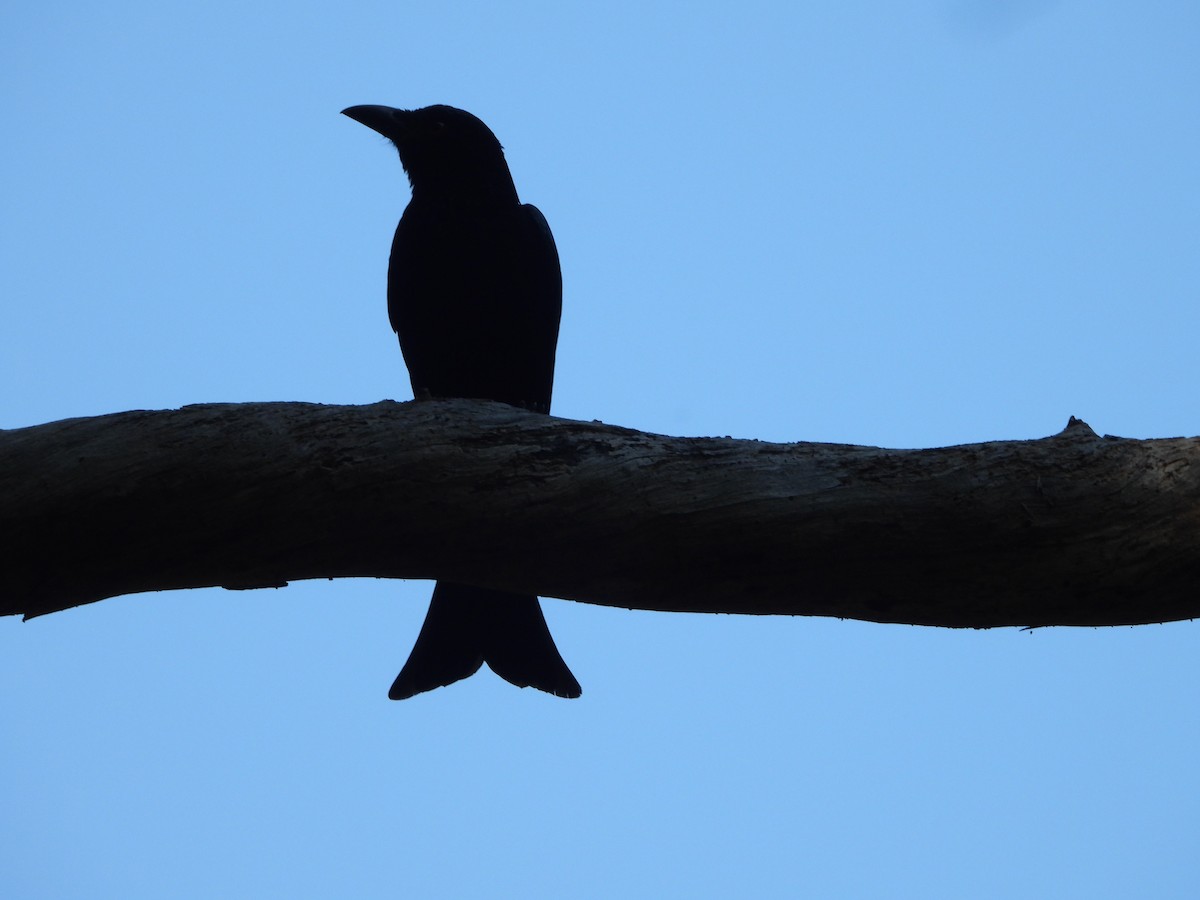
[342,104,516,202]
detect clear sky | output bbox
[3,2,1198,897]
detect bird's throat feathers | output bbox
[402,157,521,208]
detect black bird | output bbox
[342,104,581,700]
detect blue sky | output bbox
[3,2,1198,897]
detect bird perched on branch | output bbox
[342,103,580,700]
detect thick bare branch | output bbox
[2,400,1197,626]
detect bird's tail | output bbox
[388,582,581,700]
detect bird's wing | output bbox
[518,204,563,413]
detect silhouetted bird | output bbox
[342,104,581,700]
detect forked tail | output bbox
[388,582,581,700]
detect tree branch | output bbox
[3,400,1198,627]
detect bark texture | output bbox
[2,400,1197,627]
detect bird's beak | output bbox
[341,105,407,141]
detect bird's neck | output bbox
[407,162,520,208]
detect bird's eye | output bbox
[433,120,446,132]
